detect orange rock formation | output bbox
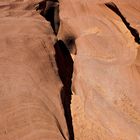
[0,0,140,140]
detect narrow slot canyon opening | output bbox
[36,1,75,140]
[54,40,74,140]
[105,2,140,44]
[36,0,60,35]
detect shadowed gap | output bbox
[37,1,74,139]
[64,35,77,55]
[44,5,59,35]
[54,40,74,140]
[105,2,140,44]
[36,0,60,35]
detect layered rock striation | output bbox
[0,0,140,140]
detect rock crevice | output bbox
[37,1,75,140]
[105,2,140,44]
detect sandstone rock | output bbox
[1,0,140,140]
[58,0,140,139]
[0,1,69,140]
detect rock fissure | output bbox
[37,1,75,140]
[105,2,140,44]
[37,0,60,35]
[54,40,74,140]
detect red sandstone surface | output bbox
[0,0,140,140]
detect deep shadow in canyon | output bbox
[37,1,75,140]
[105,2,140,44]
[63,35,77,55]
[37,0,60,35]
[54,40,74,140]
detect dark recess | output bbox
[44,5,60,35]
[54,40,74,140]
[37,1,75,139]
[105,2,140,44]
[36,0,46,12]
[37,0,60,35]
[64,35,77,55]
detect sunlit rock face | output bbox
[58,0,140,140]
[1,0,140,140]
[0,1,69,140]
